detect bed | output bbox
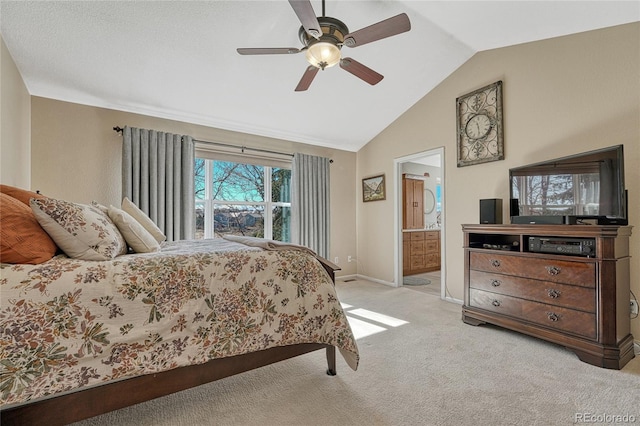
[0,236,359,425]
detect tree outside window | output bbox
[195,159,291,241]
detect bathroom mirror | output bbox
[425,189,436,214]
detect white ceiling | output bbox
[2,1,638,152]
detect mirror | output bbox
[425,189,435,214]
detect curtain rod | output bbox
[114,126,293,158]
[194,139,294,158]
[114,126,333,162]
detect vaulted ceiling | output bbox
[2,1,638,152]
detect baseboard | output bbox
[335,274,357,282]
[444,296,464,305]
[335,274,395,287]
[354,274,396,287]
[339,275,465,306]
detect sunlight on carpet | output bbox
[342,304,409,339]
[348,308,409,327]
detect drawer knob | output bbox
[491,279,501,287]
[547,312,560,322]
[490,259,501,268]
[492,299,501,307]
[545,266,561,276]
[547,289,561,298]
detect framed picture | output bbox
[456,80,504,167]
[362,174,386,202]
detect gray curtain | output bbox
[291,153,330,259]
[122,126,195,241]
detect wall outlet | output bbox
[348,256,352,263]
[631,300,639,316]
[334,257,339,264]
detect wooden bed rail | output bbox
[1,344,337,426]
[316,256,341,283]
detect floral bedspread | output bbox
[0,239,359,407]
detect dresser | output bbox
[403,230,440,275]
[462,224,634,369]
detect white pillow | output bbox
[108,205,160,253]
[121,197,166,243]
[30,198,127,261]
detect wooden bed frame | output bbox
[1,262,340,426]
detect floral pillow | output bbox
[30,198,127,261]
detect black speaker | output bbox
[480,199,503,224]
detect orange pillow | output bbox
[0,192,57,264]
[0,184,46,205]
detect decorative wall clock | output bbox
[456,81,504,167]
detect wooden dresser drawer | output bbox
[469,270,596,313]
[470,289,596,339]
[469,252,595,287]
[410,231,425,241]
[425,240,438,251]
[425,253,439,267]
[411,240,426,254]
[410,255,425,270]
[424,231,439,240]
[469,288,522,317]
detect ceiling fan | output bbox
[237,0,411,91]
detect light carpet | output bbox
[73,279,640,426]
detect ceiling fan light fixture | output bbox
[237,2,411,91]
[305,40,341,69]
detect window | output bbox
[195,158,291,241]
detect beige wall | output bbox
[357,23,640,338]
[1,36,31,187]
[29,98,358,276]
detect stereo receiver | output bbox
[528,237,595,257]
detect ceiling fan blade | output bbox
[340,58,384,85]
[237,48,301,55]
[295,65,319,91]
[288,0,322,39]
[343,13,411,48]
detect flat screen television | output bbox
[509,145,627,225]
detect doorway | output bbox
[394,148,445,298]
